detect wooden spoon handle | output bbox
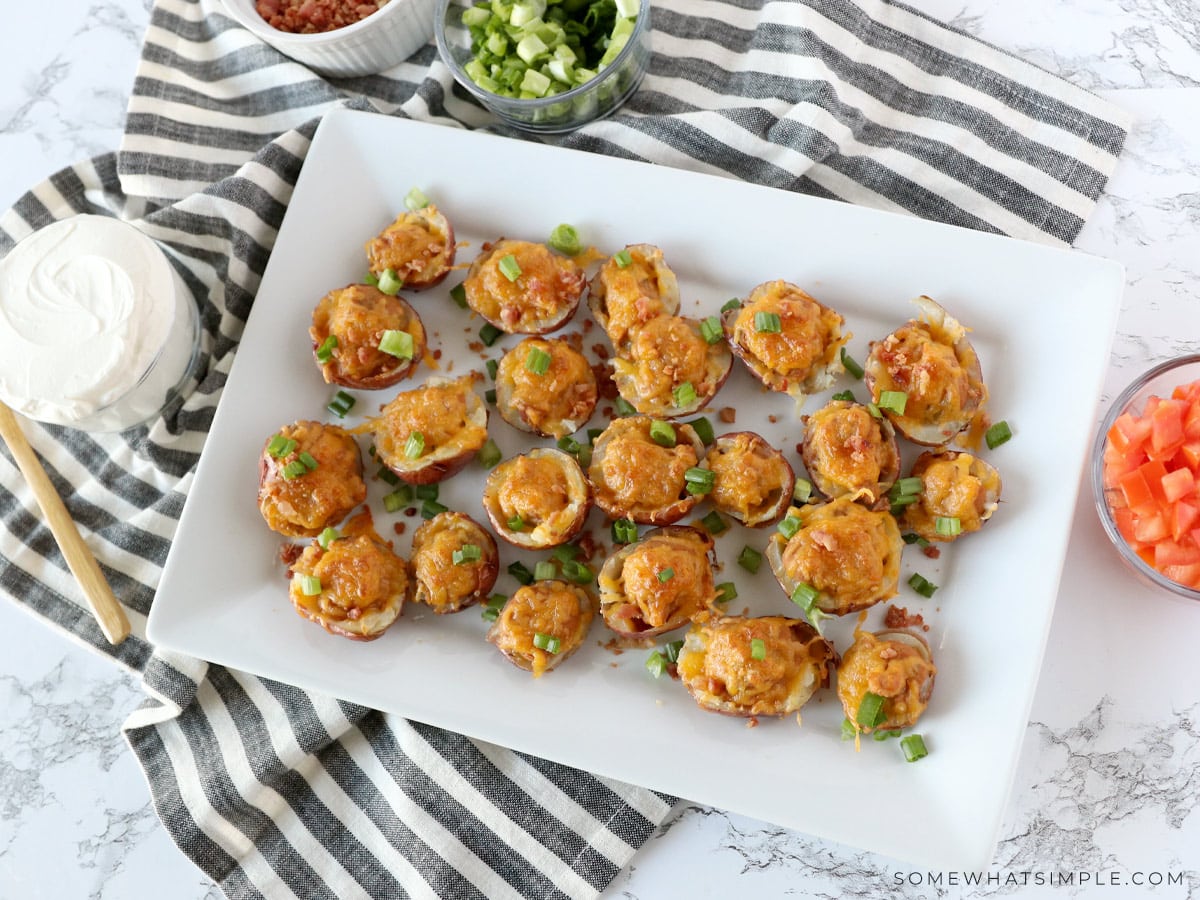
[0,404,131,645]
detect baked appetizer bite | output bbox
[706,431,795,527]
[766,497,904,616]
[364,204,455,290]
[610,315,733,418]
[288,508,409,641]
[494,336,598,439]
[463,238,587,334]
[863,296,987,445]
[676,615,835,718]
[800,399,901,508]
[588,416,707,525]
[838,628,936,734]
[481,448,592,549]
[898,449,1002,542]
[409,511,499,614]
[723,280,848,407]
[258,420,366,538]
[310,283,427,390]
[586,243,681,348]
[369,374,489,485]
[598,526,717,638]
[487,579,595,677]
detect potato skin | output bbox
[837,629,936,733]
[364,204,455,291]
[481,448,592,549]
[464,238,586,334]
[586,243,680,350]
[609,315,733,418]
[410,511,499,614]
[494,336,597,439]
[310,284,426,390]
[707,431,795,527]
[487,580,595,677]
[587,416,707,525]
[898,449,1001,541]
[799,400,900,509]
[258,420,366,538]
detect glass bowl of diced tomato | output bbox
[1093,354,1200,600]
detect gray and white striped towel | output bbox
[0,0,1130,896]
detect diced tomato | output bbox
[1161,467,1195,503]
[1154,539,1200,569]
[1161,563,1200,588]
[1133,512,1168,543]
[1140,459,1171,506]
[1171,500,1200,541]
[1180,441,1200,472]
[1150,398,1187,458]
[1118,468,1155,510]
[1113,506,1137,544]
[1110,411,1152,454]
[1186,404,1200,440]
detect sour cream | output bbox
[0,215,199,431]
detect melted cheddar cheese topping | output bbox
[591,418,699,517]
[837,631,936,731]
[411,513,494,612]
[365,206,451,282]
[312,284,422,384]
[594,247,677,345]
[495,453,576,528]
[488,582,593,677]
[901,451,1000,540]
[259,421,366,537]
[803,402,894,499]
[708,433,788,521]
[624,316,710,407]
[870,323,981,426]
[734,282,843,379]
[613,531,713,630]
[499,337,597,436]
[465,240,585,332]
[374,376,487,460]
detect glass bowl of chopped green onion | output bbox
[435,0,651,132]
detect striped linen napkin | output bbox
[0,0,1129,896]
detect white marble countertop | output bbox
[2,1,1199,897]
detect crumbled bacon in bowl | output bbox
[256,0,389,33]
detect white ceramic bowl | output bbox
[219,0,437,77]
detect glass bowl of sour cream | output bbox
[0,215,200,432]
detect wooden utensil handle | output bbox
[0,404,131,645]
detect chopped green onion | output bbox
[525,347,552,375]
[721,298,741,313]
[673,381,697,409]
[508,561,534,585]
[383,487,413,513]
[327,390,356,418]
[878,390,908,415]
[737,545,762,573]
[449,282,468,309]
[364,271,379,287]
[715,582,738,604]
[552,544,581,562]
[754,311,782,334]
[481,593,508,622]
[612,519,637,544]
[613,249,632,268]
[777,515,802,540]
[893,477,923,497]
[750,638,766,660]
[404,432,425,459]
[507,514,525,532]
[317,527,339,550]
[657,567,675,583]
[486,359,499,380]
[453,544,482,565]
[831,389,855,402]
[548,223,582,256]
[790,582,819,611]
[404,187,430,210]
[415,484,439,501]
[793,479,813,503]
[840,347,865,379]
[901,734,929,762]
[562,560,594,585]
[700,510,728,535]
[866,402,882,418]
[874,729,903,742]
[699,316,723,344]
[908,572,938,598]
[587,428,603,445]
[856,692,887,729]
[686,416,715,445]
[376,465,400,486]
[532,632,561,654]
[267,435,297,458]
[420,499,448,520]
[281,459,308,480]
[841,717,858,741]
[649,419,676,447]
[557,435,581,455]
[663,639,684,663]
[479,323,504,347]
[534,561,557,581]
[378,329,414,360]
[614,397,637,417]
[986,420,1013,449]
[298,452,318,472]
[935,516,962,537]
[645,650,667,678]
[298,574,322,596]
[377,267,403,295]
[577,444,592,468]
[684,467,714,495]
[315,335,338,363]
[485,389,497,405]
[902,532,931,547]
[498,254,522,281]
[477,438,502,469]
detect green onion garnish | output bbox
[645,651,667,678]
[481,593,507,622]
[267,435,297,458]
[404,432,425,459]
[534,561,557,581]
[562,560,594,585]
[613,249,632,268]
[525,347,552,375]
[614,396,637,417]
[776,515,802,540]
[281,460,308,480]
[552,544,581,562]
[737,545,762,573]
[477,438,502,469]
[364,271,379,287]
[831,389,855,402]
[673,381,697,409]
[453,544,482,565]
[715,582,737,604]
[902,532,931,547]
[720,298,741,313]
[376,465,401,486]
[856,692,887,729]
[486,359,499,380]
[663,639,684,663]
[507,514,525,532]
[866,402,882,418]
[841,717,858,741]
[404,186,430,210]
[684,467,714,495]
[316,335,338,363]
[449,283,468,309]
[557,435,581,455]
[378,329,414,360]
[532,632,561,653]
[612,519,637,544]
[383,487,412,513]
[754,311,782,333]
[901,734,929,762]
[420,499,448,520]
[415,484,439,501]
[878,390,908,415]
[840,347,865,379]
[377,268,403,295]
[479,323,504,347]
[793,479,813,503]
[874,729,903,742]
[699,316,723,344]
[686,416,715,445]
[700,510,728,535]
[790,582,819,611]
[985,420,1013,449]
[317,527,339,550]
[935,516,962,537]
[893,477,923,497]
[548,223,582,256]
[657,567,675,583]
[498,253,522,281]
[298,574,322,596]
[298,452,318,472]
[648,420,676,447]
[327,390,356,418]
[587,428,603,445]
[908,572,938,598]
[508,561,534,585]
[485,389,497,405]
[750,638,766,660]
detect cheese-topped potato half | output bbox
[610,314,732,418]
[707,431,795,527]
[766,497,903,616]
[288,509,409,641]
[309,283,426,390]
[863,296,987,446]
[676,615,835,718]
[598,526,717,637]
[494,336,598,439]
[464,238,586,334]
[837,628,936,734]
[588,416,708,525]
[586,243,681,349]
[369,373,489,485]
[364,204,455,291]
[410,511,499,614]
[481,447,592,549]
[487,580,595,677]
[258,420,366,538]
[800,399,901,508]
[723,280,849,407]
[899,449,1001,542]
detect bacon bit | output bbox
[922,545,941,559]
[583,319,594,333]
[719,407,737,423]
[432,349,443,360]
[393,522,406,535]
[422,350,440,370]
[795,442,805,455]
[468,340,484,352]
[884,604,925,630]
[594,364,618,399]
[577,531,600,562]
[591,342,609,360]
[745,717,759,729]
[405,507,418,517]
[279,543,303,568]
[602,635,656,653]
[563,332,584,351]
[768,414,778,424]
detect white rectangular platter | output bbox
[148,107,1125,870]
